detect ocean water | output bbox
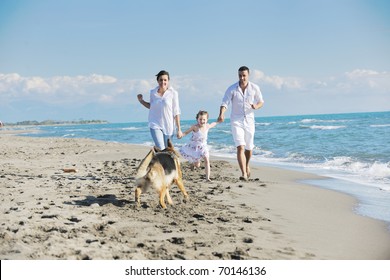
[19,111,390,225]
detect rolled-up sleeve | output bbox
[221,85,235,108]
[172,89,181,117]
[254,84,264,104]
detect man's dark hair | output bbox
[238,66,250,73]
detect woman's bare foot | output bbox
[239,175,248,181]
[247,167,251,178]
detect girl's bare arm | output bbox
[208,122,219,129]
[181,125,196,138]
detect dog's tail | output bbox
[136,148,155,179]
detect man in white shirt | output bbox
[218,66,264,181]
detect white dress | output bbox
[180,129,209,163]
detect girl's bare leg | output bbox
[204,156,211,181]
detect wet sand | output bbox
[1,134,389,259]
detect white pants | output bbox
[231,118,255,150]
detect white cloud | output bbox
[0,73,22,83]
[344,69,390,90]
[1,69,389,122]
[345,69,380,78]
[251,69,303,90]
[24,76,51,93]
[0,73,21,92]
[0,73,127,104]
[98,94,114,103]
[248,68,390,96]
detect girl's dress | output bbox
[180,128,209,163]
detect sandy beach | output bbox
[1,133,390,260]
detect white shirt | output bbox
[221,81,264,122]
[148,86,181,136]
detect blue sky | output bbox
[0,0,389,123]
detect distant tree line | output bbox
[2,119,108,126]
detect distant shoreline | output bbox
[0,120,109,135]
[0,120,108,127]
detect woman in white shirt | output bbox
[137,70,183,149]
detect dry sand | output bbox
[1,133,390,260]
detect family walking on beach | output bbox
[137,66,264,181]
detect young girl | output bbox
[179,110,219,181]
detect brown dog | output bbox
[135,139,189,208]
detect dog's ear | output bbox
[153,146,161,153]
[167,138,173,149]
[136,149,154,178]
